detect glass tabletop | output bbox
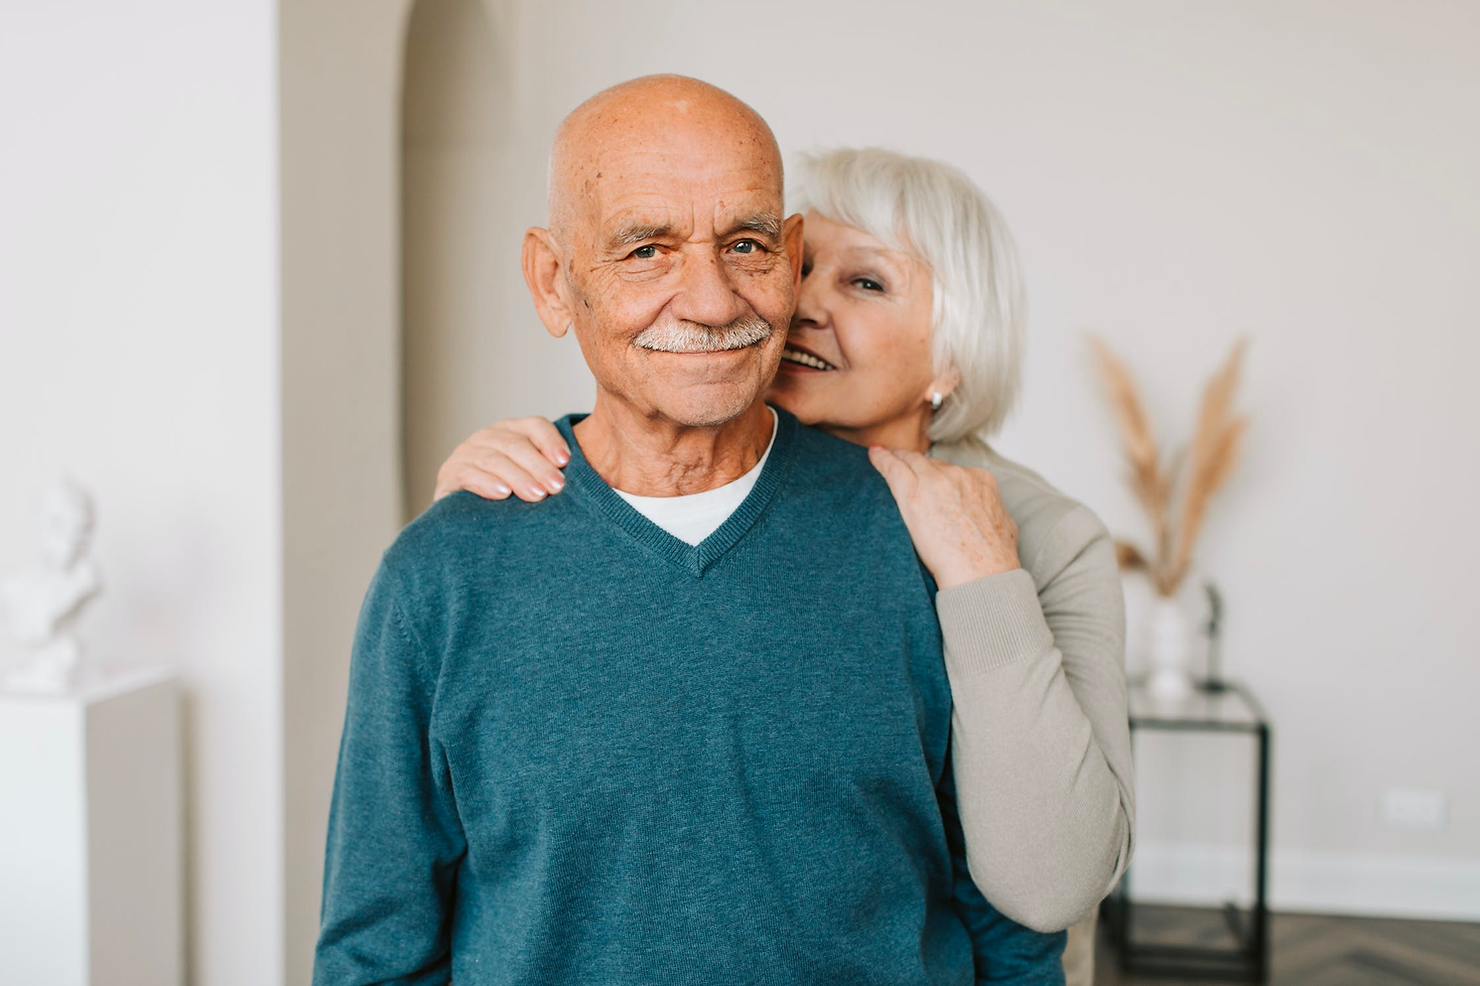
[1125,676,1267,729]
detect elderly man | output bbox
[313,75,1064,985]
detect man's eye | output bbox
[631,245,658,260]
[732,239,760,255]
[853,277,885,292]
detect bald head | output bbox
[547,75,784,246]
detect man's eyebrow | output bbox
[725,214,783,241]
[607,214,783,247]
[610,221,675,246]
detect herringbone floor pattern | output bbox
[1094,905,1480,985]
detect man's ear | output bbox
[522,227,575,338]
[782,212,805,290]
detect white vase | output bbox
[1146,593,1195,701]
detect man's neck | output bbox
[573,398,776,496]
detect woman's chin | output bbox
[766,373,875,433]
[762,382,813,423]
[762,390,836,431]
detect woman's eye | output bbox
[632,245,658,260]
[853,277,885,292]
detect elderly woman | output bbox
[433,148,1135,985]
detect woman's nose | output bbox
[793,270,827,328]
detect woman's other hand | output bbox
[867,447,1020,591]
[433,417,570,503]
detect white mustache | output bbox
[633,313,773,354]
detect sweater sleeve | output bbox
[936,504,1136,933]
[312,560,467,986]
[938,737,1068,984]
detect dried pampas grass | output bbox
[1089,334,1249,596]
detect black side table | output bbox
[1100,677,1272,982]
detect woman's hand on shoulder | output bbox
[433,417,570,503]
[866,446,1021,591]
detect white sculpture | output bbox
[1,480,102,693]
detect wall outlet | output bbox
[1379,789,1449,831]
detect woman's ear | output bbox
[926,365,963,404]
[522,227,575,338]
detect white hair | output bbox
[790,148,1026,444]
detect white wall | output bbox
[0,2,283,984]
[489,0,1480,917]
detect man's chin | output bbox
[646,383,769,429]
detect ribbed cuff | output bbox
[936,567,1055,676]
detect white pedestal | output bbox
[0,667,183,986]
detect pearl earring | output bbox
[930,391,943,411]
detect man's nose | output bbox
[671,248,749,327]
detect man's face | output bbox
[559,139,802,428]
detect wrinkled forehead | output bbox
[574,138,784,245]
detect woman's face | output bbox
[765,211,940,446]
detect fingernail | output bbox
[556,450,570,465]
[529,488,546,500]
[547,476,564,492]
[493,483,511,496]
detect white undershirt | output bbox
[613,407,778,546]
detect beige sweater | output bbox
[929,434,1137,933]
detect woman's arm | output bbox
[866,448,1134,934]
[938,505,1134,934]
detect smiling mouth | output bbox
[780,347,837,371]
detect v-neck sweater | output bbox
[313,404,1066,985]
[611,405,778,546]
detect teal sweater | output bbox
[313,406,1066,985]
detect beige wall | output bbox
[279,1,406,983]
[401,0,511,519]
[398,2,596,518]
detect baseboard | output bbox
[1124,842,1480,922]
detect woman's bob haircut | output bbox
[789,148,1026,445]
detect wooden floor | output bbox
[1093,905,1480,986]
